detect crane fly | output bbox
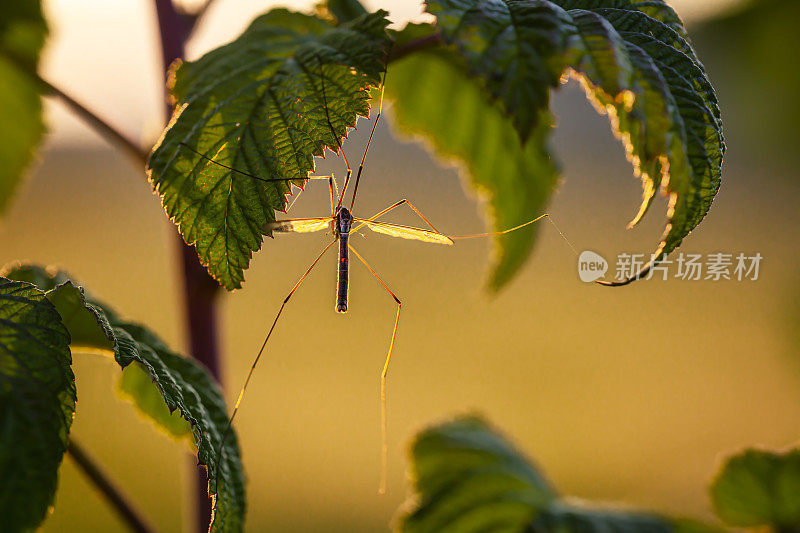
[179,61,552,494]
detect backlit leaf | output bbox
[402,416,555,532]
[426,0,573,142]
[148,9,391,289]
[387,24,558,289]
[425,0,725,285]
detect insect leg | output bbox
[348,244,401,495]
[351,199,443,237]
[285,175,335,212]
[216,239,338,468]
[314,56,352,209]
[349,64,388,211]
[450,213,550,240]
[328,176,337,217]
[448,214,598,281]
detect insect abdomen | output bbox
[336,234,349,313]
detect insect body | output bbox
[336,207,352,313]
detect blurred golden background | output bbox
[2,0,799,531]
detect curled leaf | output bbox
[424,0,724,286]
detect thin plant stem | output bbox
[37,75,149,164]
[67,440,157,533]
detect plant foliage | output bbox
[0,0,732,530]
[118,361,193,440]
[2,266,245,532]
[324,0,369,23]
[387,23,558,289]
[149,0,723,290]
[0,279,74,532]
[711,448,800,530]
[401,416,716,533]
[0,0,47,214]
[416,0,724,285]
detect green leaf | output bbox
[426,0,574,142]
[0,0,48,214]
[581,4,724,262]
[0,278,74,532]
[3,265,244,532]
[528,507,719,533]
[711,448,800,529]
[425,0,725,285]
[118,362,193,440]
[401,416,710,533]
[148,9,391,290]
[387,25,558,290]
[323,0,368,23]
[402,416,556,532]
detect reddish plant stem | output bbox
[152,1,219,532]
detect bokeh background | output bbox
[3,0,799,530]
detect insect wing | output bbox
[353,218,453,245]
[265,217,332,234]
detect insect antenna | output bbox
[349,62,388,211]
[177,142,337,212]
[177,142,299,184]
[314,55,353,210]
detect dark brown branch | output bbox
[67,440,157,533]
[37,75,149,164]
[388,33,444,64]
